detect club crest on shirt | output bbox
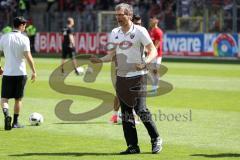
[119,40,133,50]
[115,36,118,39]
[130,33,135,39]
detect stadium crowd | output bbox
[0,0,176,32]
[0,0,238,33]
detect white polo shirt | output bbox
[109,23,153,77]
[0,30,30,76]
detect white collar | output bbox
[119,23,134,35]
[12,29,21,33]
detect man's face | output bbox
[115,9,131,26]
[149,17,158,27]
[68,18,74,27]
[20,23,27,32]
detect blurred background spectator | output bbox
[0,0,239,33]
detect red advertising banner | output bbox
[76,33,88,54]
[98,33,108,54]
[38,32,48,53]
[34,32,239,57]
[48,33,58,53]
[87,33,98,54]
[35,32,108,54]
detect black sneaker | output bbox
[12,123,24,128]
[151,137,162,154]
[4,116,12,130]
[120,145,140,155]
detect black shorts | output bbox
[62,46,76,59]
[1,75,27,99]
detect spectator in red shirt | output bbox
[148,15,163,93]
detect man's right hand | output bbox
[31,72,36,83]
[89,55,102,63]
[136,63,147,71]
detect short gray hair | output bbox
[115,3,133,16]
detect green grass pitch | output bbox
[0,57,239,160]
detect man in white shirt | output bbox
[0,16,36,130]
[109,14,143,124]
[90,3,162,154]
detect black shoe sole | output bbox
[4,116,12,130]
[120,147,140,155]
[120,151,140,155]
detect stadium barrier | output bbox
[164,33,239,57]
[1,32,239,58]
[34,32,108,55]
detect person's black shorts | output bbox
[1,75,27,99]
[62,46,76,59]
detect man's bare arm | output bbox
[144,42,158,64]
[24,51,37,82]
[69,34,75,47]
[90,49,116,63]
[136,43,157,70]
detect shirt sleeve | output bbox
[154,29,163,42]
[23,37,31,52]
[108,30,115,43]
[68,28,73,34]
[139,27,153,46]
[107,30,116,50]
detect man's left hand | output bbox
[0,67,3,75]
[136,63,146,71]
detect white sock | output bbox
[2,103,9,117]
[113,111,118,115]
[3,102,9,109]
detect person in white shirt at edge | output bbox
[0,16,36,130]
[90,3,162,154]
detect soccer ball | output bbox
[76,66,85,76]
[29,112,44,126]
